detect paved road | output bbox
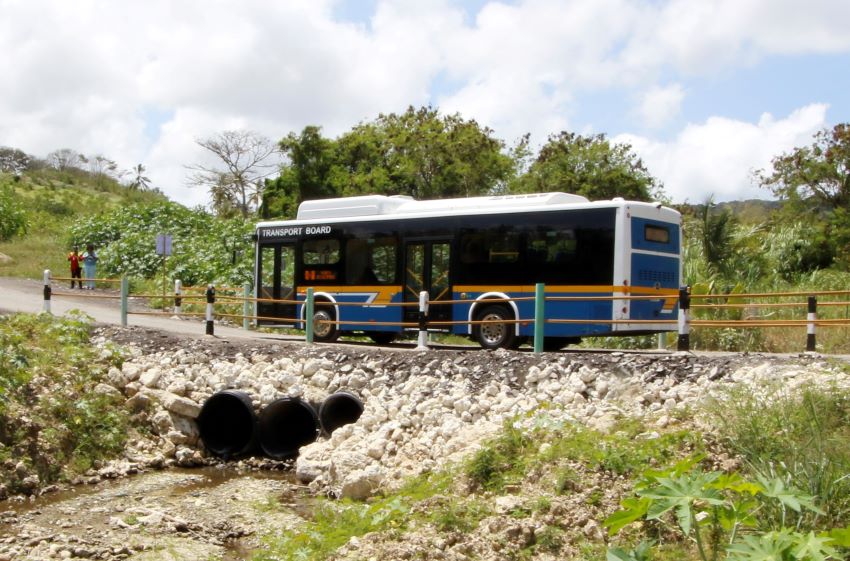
[0,275,289,341]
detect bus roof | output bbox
[257,192,677,227]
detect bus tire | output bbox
[473,304,516,350]
[367,331,397,345]
[312,306,339,343]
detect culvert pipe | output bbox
[258,397,319,459]
[319,391,364,435]
[197,390,257,459]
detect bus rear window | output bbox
[644,225,670,244]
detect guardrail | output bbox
[39,271,850,355]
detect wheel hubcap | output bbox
[480,313,507,345]
[313,310,333,338]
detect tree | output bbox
[341,106,514,199]
[511,132,665,202]
[0,147,31,175]
[757,123,850,268]
[47,148,84,171]
[188,130,280,217]
[128,164,152,191]
[757,123,850,209]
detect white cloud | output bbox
[637,84,685,129]
[0,1,848,207]
[617,103,830,203]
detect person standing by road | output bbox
[67,247,82,289]
[82,244,98,290]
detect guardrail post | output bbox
[533,283,545,354]
[42,269,51,314]
[416,290,429,350]
[677,286,690,352]
[174,279,182,315]
[806,296,817,352]
[120,276,128,326]
[205,284,215,336]
[305,288,315,344]
[243,283,252,330]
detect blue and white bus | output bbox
[254,192,681,349]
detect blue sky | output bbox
[1,0,848,206]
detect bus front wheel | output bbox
[312,307,339,342]
[473,305,516,350]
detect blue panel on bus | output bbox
[630,253,679,289]
[631,218,679,254]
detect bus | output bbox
[254,192,681,350]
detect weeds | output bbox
[708,383,850,529]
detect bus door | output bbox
[257,243,296,324]
[403,241,452,325]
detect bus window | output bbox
[528,229,577,263]
[345,237,397,284]
[260,246,276,299]
[645,224,670,243]
[460,230,520,264]
[303,238,340,265]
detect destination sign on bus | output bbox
[260,225,333,239]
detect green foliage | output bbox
[605,460,845,561]
[466,420,533,492]
[0,312,129,490]
[261,106,515,219]
[0,183,27,240]
[511,131,666,202]
[68,201,254,285]
[708,384,850,529]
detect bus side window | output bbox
[345,237,397,284]
[303,238,340,265]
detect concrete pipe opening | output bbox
[258,397,319,460]
[197,390,257,459]
[319,391,364,435]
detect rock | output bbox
[139,367,162,388]
[160,393,201,419]
[94,383,122,398]
[340,465,384,499]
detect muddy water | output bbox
[0,466,307,561]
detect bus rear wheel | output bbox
[473,305,516,350]
[312,307,339,343]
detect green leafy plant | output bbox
[605,459,847,561]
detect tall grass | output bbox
[708,383,850,530]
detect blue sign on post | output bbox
[156,234,173,256]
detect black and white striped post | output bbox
[677,286,690,352]
[42,269,52,314]
[416,290,429,350]
[205,284,215,336]
[806,296,817,352]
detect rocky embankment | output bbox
[3,326,849,560]
[64,329,850,496]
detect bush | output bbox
[0,184,27,240]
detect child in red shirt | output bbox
[68,248,82,289]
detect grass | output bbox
[0,312,130,490]
[708,383,850,530]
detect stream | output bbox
[0,466,305,561]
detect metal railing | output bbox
[39,271,850,355]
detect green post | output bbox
[534,283,545,354]
[305,287,315,344]
[242,283,251,331]
[120,276,129,327]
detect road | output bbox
[0,275,283,341]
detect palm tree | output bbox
[129,163,152,191]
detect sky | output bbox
[1,0,849,207]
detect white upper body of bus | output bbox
[256,192,680,228]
